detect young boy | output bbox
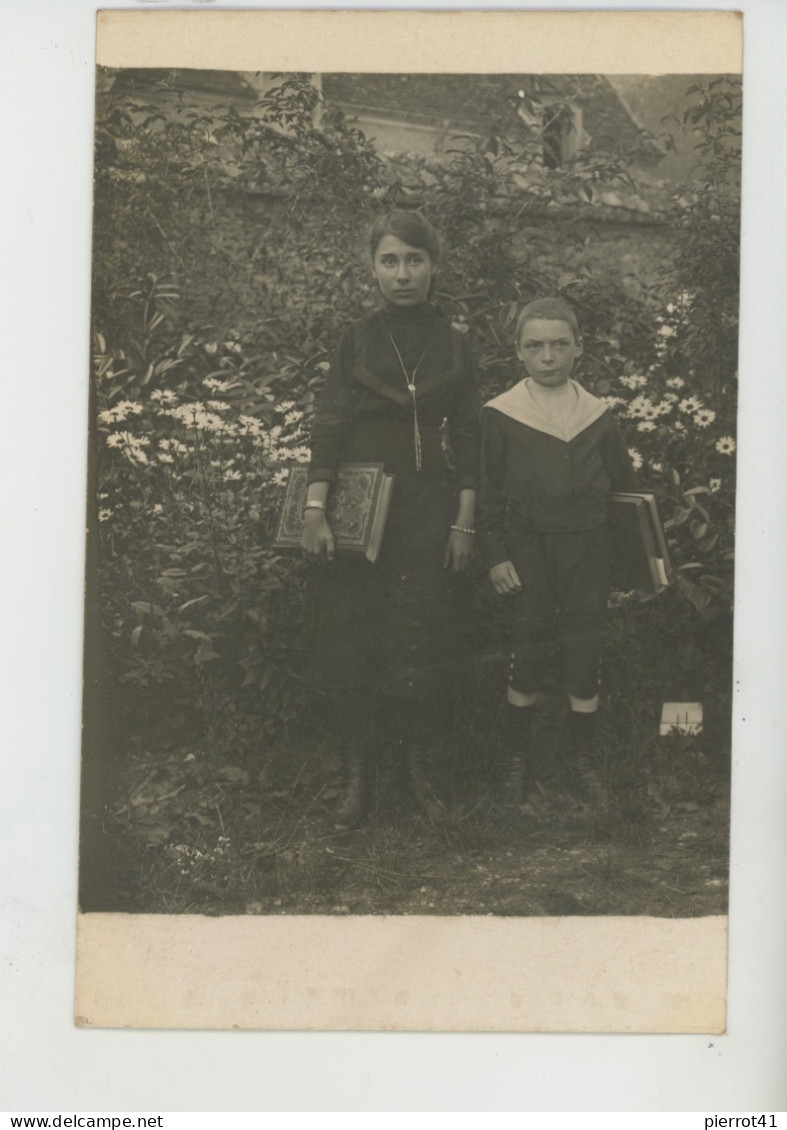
[477,297,638,807]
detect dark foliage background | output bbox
[83,72,740,913]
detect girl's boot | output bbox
[333,694,372,830]
[403,700,448,821]
[501,703,535,805]
[568,709,608,809]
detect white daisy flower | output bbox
[237,415,264,437]
[637,421,656,433]
[619,374,647,390]
[678,396,703,414]
[665,376,685,389]
[202,377,234,393]
[627,448,643,471]
[694,408,716,428]
[715,436,736,455]
[709,478,722,492]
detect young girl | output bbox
[301,210,480,829]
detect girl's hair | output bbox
[516,296,580,344]
[369,210,441,264]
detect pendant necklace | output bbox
[384,323,430,472]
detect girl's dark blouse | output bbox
[307,304,480,491]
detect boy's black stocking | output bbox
[568,709,608,808]
[502,702,535,804]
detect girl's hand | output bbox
[489,560,522,595]
[443,529,476,574]
[301,510,336,563]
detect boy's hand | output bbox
[489,560,522,595]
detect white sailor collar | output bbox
[485,378,608,442]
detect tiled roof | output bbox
[323,73,640,144]
[109,68,258,101]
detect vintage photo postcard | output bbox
[76,8,741,1031]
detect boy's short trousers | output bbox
[505,524,611,701]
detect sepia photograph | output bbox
[7,0,787,1112]
[74,9,740,1032]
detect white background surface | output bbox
[2,0,786,1113]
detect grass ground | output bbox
[90,694,729,919]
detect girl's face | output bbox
[372,234,436,307]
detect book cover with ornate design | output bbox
[273,463,394,563]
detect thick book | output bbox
[273,462,394,564]
[609,491,674,594]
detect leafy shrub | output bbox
[90,71,740,755]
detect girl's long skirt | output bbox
[304,475,462,701]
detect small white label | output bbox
[660,702,703,735]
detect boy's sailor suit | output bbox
[477,378,638,700]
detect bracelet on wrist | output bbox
[303,501,327,514]
[450,524,476,536]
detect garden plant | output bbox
[83,73,740,916]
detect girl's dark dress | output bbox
[305,303,480,700]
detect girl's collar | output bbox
[380,300,434,324]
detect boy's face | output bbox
[517,318,582,387]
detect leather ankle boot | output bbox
[501,703,535,805]
[332,693,372,829]
[402,700,449,821]
[334,742,368,829]
[568,710,608,809]
[407,743,446,821]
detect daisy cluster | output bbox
[99,380,313,490]
[597,298,736,484]
[95,333,322,541]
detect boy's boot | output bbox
[333,742,368,830]
[568,709,608,809]
[333,693,372,830]
[501,703,535,805]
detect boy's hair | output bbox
[369,209,441,265]
[516,297,580,344]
